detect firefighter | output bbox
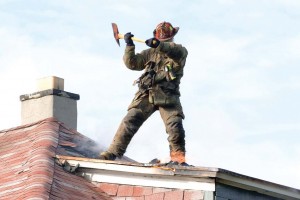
[100,22,189,166]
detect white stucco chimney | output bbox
[20,76,80,130]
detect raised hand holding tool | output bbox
[112,23,145,46]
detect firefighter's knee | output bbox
[123,108,145,130]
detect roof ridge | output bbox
[0,117,66,133]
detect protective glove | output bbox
[124,32,134,46]
[145,38,160,48]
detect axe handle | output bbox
[118,33,145,43]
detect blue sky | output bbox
[0,0,299,189]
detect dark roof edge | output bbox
[216,168,300,200]
[20,89,80,101]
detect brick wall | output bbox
[94,182,204,200]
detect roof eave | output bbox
[55,155,216,191]
[55,155,300,200]
[215,169,300,200]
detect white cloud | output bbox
[287,35,300,58]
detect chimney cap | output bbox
[37,76,64,91]
[20,89,80,101]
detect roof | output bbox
[1,117,300,200]
[0,118,112,199]
[56,155,300,200]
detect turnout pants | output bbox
[107,94,186,157]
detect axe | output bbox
[112,23,145,46]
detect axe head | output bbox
[112,23,120,46]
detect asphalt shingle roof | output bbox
[0,117,110,200]
[1,117,299,200]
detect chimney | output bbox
[20,76,80,130]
